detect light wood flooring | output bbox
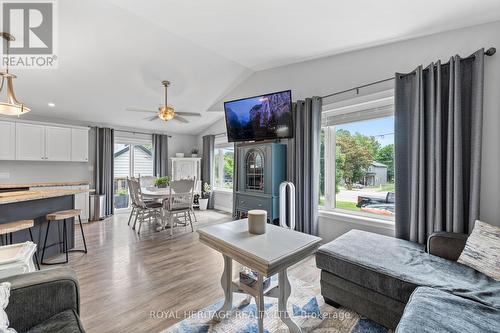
[43,210,320,333]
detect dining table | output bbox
[141,187,171,200]
[141,187,191,231]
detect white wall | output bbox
[208,20,500,238]
[169,133,200,159]
[0,160,91,184]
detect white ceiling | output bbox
[10,0,500,134]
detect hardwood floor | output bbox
[43,210,320,333]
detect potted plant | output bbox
[191,147,199,157]
[154,176,170,188]
[199,182,211,210]
[114,188,129,209]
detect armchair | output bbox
[426,232,468,261]
[0,267,84,333]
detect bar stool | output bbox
[41,209,88,265]
[0,220,40,270]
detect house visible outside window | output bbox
[320,91,395,220]
[214,143,234,190]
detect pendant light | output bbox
[0,32,30,116]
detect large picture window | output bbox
[320,92,395,220]
[214,144,234,190]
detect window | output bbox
[214,144,234,190]
[320,92,395,220]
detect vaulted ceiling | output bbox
[10,0,500,134]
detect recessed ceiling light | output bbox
[48,102,56,107]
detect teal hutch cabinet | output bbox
[234,142,287,223]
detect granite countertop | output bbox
[0,189,89,205]
[0,181,90,189]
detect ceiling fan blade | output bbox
[126,107,157,113]
[174,115,189,123]
[145,115,159,121]
[176,112,202,117]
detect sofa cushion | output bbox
[25,309,85,333]
[396,287,500,333]
[316,229,500,307]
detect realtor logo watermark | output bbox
[1,0,58,68]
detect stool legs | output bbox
[27,228,41,270]
[79,215,88,253]
[41,219,69,265]
[40,215,87,265]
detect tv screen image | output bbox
[224,90,293,142]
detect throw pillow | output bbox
[458,220,500,281]
[0,282,16,333]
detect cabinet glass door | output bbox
[245,149,264,191]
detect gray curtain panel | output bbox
[202,135,215,209]
[153,134,169,177]
[94,127,115,216]
[288,97,322,235]
[395,49,484,244]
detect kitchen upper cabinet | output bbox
[0,121,16,160]
[71,128,89,162]
[45,126,72,161]
[16,123,46,161]
[4,121,89,162]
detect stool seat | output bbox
[0,220,34,235]
[46,209,82,221]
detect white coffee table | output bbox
[197,220,322,333]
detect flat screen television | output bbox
[224,90,293,142]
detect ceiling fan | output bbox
[126,80,201,123]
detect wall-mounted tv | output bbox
[224,90,293,142]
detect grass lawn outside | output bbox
[319,196,360,212]
[335,201,361,211]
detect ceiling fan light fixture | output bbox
[159,105,175,121]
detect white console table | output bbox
[197,220,322,333]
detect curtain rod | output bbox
[90,126,172,138]
[117,129,172,138]
[321,47,496,99]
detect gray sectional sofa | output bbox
[316,229,500,332]
[1,267,85,333]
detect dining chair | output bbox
[139,176,156,188]
[128,177,162,234]
[163,180,195,236]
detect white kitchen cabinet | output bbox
[0,121,16,160]
[73,185,90,222]
[45,126,72,161]
[3,120,89,162]
[15,123,46,161]
[71,128,89,162]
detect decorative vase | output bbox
[199,198,209,210]
[248,209,267,234]
[175,153,184,158]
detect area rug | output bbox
[162,278,392,333]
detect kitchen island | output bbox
[0,188,88,259]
